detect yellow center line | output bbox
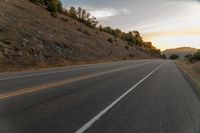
[0,62,152,100]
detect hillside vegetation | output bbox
[30,0,160,53]
[163,47,198,59]
[0,0,161,72]
[30,0,62,12]
[185,50,200,62]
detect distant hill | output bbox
[162,47,198,59]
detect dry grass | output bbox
[176,61,200,88]
[0,0,161,73]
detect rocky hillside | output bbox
[163,47,198,59]
[0,0,161,72]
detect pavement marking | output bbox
[0,62,152,100]
[0,61,148,81]
[0,64,112,81]
[75,63,165,133]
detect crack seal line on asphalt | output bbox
[0,62,152,100]
[74,63,165,133]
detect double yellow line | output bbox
[0,62,152,100]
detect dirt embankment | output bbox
[176,61,200,89]
[0,0,161,72]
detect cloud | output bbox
[121,8,131,14]
[89,8,131,19]
[89,8,118,19]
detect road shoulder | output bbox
[176,61,200,100]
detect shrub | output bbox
[170,54,179,60]
[123,57,127,60]
[107,38,113,43]
[48,0,58,12]
[84,30,90,35]
[102,26,161,56]
[95,31,98,34]
[30,0,62,13]
[66,7,98,28]
[61,17,68,23]
[184,53,193,59]
[77,27,82,32]
[125,46,129,50]
[129,53,134,58]
[127,41,134,46]
[98,25,103,32]
[162,54,167,59]
[192,50,200,60]
[56,0,62,12]
[31,0,46,5]
[188,50,200,62]
[51,12,58,17]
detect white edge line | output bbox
[74,63,165,133]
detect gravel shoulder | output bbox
[176,60,200,99]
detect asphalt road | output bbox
[0,60,200,133]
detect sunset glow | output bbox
[62,0,200,50]
[144,35,200,51]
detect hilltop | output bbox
[163,47,198,59]
[0,0,161,72]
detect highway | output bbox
[0,60,200,133]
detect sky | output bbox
[61,0,200,51]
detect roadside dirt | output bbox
[176,61,200,89]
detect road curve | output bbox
[0,60,199,133]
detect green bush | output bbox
[102,27,161,56]
[107,38,113,43]
[84,30,90,35]
[193,50,200,60]
[31,0,46,4]
[125,46,129,50]
[102,28,144,47]
[189,50,200,62]
[56,0,62,12]
[162,54,167,59]
[170,54,179,60]
[30,0,161,56]
[184,54,193,59]
[66,7,98,28]
[30,0,62,13]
